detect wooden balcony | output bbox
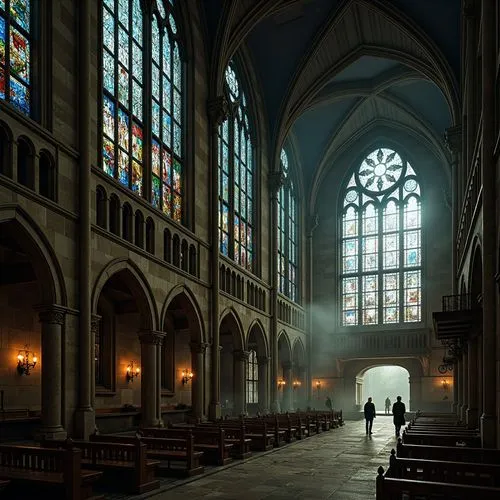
[432,294,481,341]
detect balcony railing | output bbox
[442,294,471,312]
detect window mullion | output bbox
[399,197,404,322]
[358,206,362,325]
[229,114,235,260]
[378,204,383,325]
[143,7,152,203]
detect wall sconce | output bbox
[442,379,449,391]
[278,379,286,390]
[17,345,38,376]
[181,369,193,385]
[126,361,140,382]
[315,380,322,390]
[292,380,302,390]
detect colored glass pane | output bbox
[10,0,29,31]
[157,0,165,18]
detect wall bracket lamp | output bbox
[17,345,38,376]
[126,361,140,382]
[278,379,286,390]
[182,369,193,385]
[292,380,302,390]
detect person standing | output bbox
[392,396,406,437]
[384,397,391,415]
[363,397,376,435]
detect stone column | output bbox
[461,349,469,422]
[207,97,228,420]
[269,172,285,412]
[456,356,463,418]
[156,336,163,426]
[283,362,293,411]
[466,337,479,428]
[233,350,248,416]
[74,0,95,440]
[37,305,67,439]
[139,331,164,427]
[257,356,270,413]
[190,342,207,420]
[480,0,497,448]
[90,315,101,406]
[408,377,422,412]
[452,360,459,413]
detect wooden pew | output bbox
[193,423,252,458]
[43,438,159,494]
[397,439,500,464]
[0,479,10,491]
[90,433,204,477]
[402,429,481,447]
[143,427,233,466]
[0,444,103,500]
[376,466,500,499]
[214,420,275,451]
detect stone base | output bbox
[74,407,96,440]
[451,402,458,414]
[481,413,496,448]
[208,401,221,421]
[36,426,67,441]
[466,407,479,429]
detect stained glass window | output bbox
[246,349,258,404]
[151,0,183,222]
[218,62,254,272]
[277,149,299,302]
[340,147,422,326]
[0,0,31,115]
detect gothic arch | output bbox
[161,284,206,343]
[0,205,66,305]
[292,338,306,365]
[343,357,424,380]
[91,258,158,331]
[246,319,268,357]
[219,307,245,351]
[277,330,292,362]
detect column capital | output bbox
[139,330,166,345]
[257,355,271,366]
[306,214,319,237]
[444,125,462,157]
[269,171,285,196]
[35,304,66,325]
[190,341,208,354]
[91,314,101,334]
[233,349,250,361]
[207,96,229,129]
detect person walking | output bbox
[392,395,406,437]
[363,397,376,435]
[384,397,391,415]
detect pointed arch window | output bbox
[218,62,254,272]
[246,349,258,404]
[101,0,185,222]
[277,149,298,302]
[0,0,32,115]
[340,147,422,326]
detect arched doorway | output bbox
[161,288,205,419]
[292,339,306,410]
[0,209,66,439]
[277,331,292,411]
[246,321,269,415]
[92,261,158,427]
[361,366,410,413]
[219,310,245,416]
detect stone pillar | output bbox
[90,315,101,407]
[139,331,164,427]
[156,337,163,426]
[456,356,463,418]
[461,349,469,422]
[409,377,422,412]
[257,356,270,413]
[466,337,479,428]
[74,0,95,440]
[37,306,67,439]
[233,350,248,416]
[452,360,459,413]
[269,172,285,412]
[207,97,228,420]
[190,342,207,420]
[283,362,293,411]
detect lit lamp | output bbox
[181,369,194,385]
[292,380,302,390]
[315,379,322,398]
[126,361,140,382]
[442,379,449,391]
[277,379,286,390]
[17,345,37,376]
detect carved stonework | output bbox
[207,96,229,128]
[190,341,208,354]
[445,125,462,157]
[91,315,101,335]
[37,305,66,325]
[139,331,166,345]
[257,356,271,366]
[306,214,319,237]
[233,349,250,361]
[269,171,285,195]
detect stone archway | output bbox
[246,320,269,414]
[292,339,306,410]
[161,286,206,419]
[219,308,245,416]
[278,331,292,411]
[0,207,67,439]
[92,259,159,427]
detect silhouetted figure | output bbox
[385,397,391,414]
[363,397,376,435]
[325,397,332,410]
[392,396,406,437]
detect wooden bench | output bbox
[397,439,500,464]
[213,420,275,451]
[402,429,481,447]
[376,465,500,499]
[90,433,204,477]
[0,444,103,500]
[194,423,252,459]
[143,427,233,466]
[43,438,159,494]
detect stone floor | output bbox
[124,415,398,500]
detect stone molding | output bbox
[190,341,208,354]
[207,96,229,128]
[445,125,462,157]
[257,356,271,366]
[233,349,250,361]
[306,213,319,237]
[91,314,102,335]
[139,330,166,345]
[268,171,286,195]
[35,304,67,325]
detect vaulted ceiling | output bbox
[201,0,461,206]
